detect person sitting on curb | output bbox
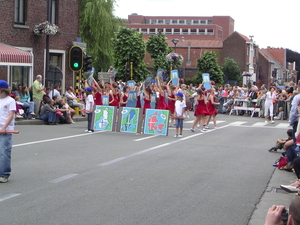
[269,129,293,152]
[264,197,300,225]
[40,99,57,125]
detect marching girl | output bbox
[143,85,152,115]
[120,86,129,107]
[167,81,177,126]
[92,77,103,106]
[108,78,120,108]
[205,88,220,129]
[135,84,141,109]
[155,77,168,110]
[190,89,208,133]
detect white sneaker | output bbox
[187,115,190,118]
[190,128,195,132]
[0,176,8,183]
[205,126,209,129]
[85,130,90,133]
[265,121,268,124]
[200,130,206,133]
[271,121,275,124]
[174,134,178,138]
[197,125,200,128]
[178,135,183,138]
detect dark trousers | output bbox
[87,113,93,131]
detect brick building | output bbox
[126,14,234,79]
[0,0,80,92]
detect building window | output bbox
[46,53,63,88]
[186,20,191,24]
[179,20,185,24]
[149,28,155,34]
[11,66,29,90]
[50,0,58,24]
[190,28,197,34]
[200,20,206,24]
[174,28,180,34]
[145,19,150,24]
[158,28,163,33]
[165,19,170,24]
[165,28,172,34]
[151,19,156,24]
[193,20,199,24]
[199,29,205,35]
[207,20,213,24]
[14,0,26,24]
[207,29,214,35]
[182,28,189,34]
[141,28,147,33]
[158,20,164,24]
[172,20,178,24]
[218,30,223,38]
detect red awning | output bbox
[0,43,32,65]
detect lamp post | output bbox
[171,38,179,52]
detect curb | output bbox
[15,115,87,125]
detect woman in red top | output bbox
[120,86,129,107]
[92,77,103,105]
[109,79,120,108]
[143,86,152,115]
[191,88,208,133]
[155,77,168,110]
[205,88,220,129]
[167,82,177,126]
[135,85,141,108]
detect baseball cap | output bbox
[0,80,9,89]
[175,92,183,97]
[86,87,93,92]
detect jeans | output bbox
[0,134,12,178]
[175,118,183,129]
[23,102,35,118]
[87,113,93,131]
[40,112,56,123]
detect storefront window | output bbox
[10,66,29,91]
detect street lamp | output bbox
[171,38,179,52]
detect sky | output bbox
[113,0,300,53]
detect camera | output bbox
[281,208,289,225]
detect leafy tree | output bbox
[146,31,172,72]
[79,0,123,74]
[112,27,150,81]
[195,51,224,84]
[221,57,241,83]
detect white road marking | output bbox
[185,120,226,124]
[275,123,290,128]
[49,174,78,183]
[133,135,158,142]
[12,132,103,148]
[252,122,267,126]
[0,193,21,202]
[229,121,247,126]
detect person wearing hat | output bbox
[85,87,94,133]
[174,92,186,138]
[0,80,16,183]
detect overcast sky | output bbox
[114,0,300,53]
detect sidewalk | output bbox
[15,115,87,125]
[249,167,297,224]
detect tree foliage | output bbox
[79,0,123,73]
[112,27,150,81]
[146,31,172,71]
[221,57,241,83]
[195,51,224,84]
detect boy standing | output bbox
[0,80,16,183]
[174,92,186,138]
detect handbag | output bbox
[56,111,63,116]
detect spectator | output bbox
[43,88,51,103]
[13,84,22,96]
[40,99,57,125]
[32,75,45,117]
[49,84,61,99]
[65,87,85,116]
[19,86,36,119]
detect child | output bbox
[0,80,16,183]
[268,129,293,152]
[85,87,94,133]
[13,96,25,118]
[274,107,284,120]
[174,92,186,138]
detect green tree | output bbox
[112,27,150,81]
[79,0,123,74]
[146,31,171,72]
[221,57,241,83]
[195,51,224,84]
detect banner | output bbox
[116,107,143,133]
[98,70,117,83]
[127,80,136,88]
[126,91,138,107]
[202,73,211,90]
[171,70,179,86]
[92,106,116,131]
[150,94,156,109]
[143,109,169,136]
[156,69,163,79]
[102,95,109,106]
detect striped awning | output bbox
[0,43,32,66]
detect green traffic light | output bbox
[73,63,79,68]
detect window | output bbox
[145,19,150,24]
[165,28,172,34]
[186,20,191,24]
[218,30,223,38]
[50,0,58,24]
[200,20,206,24]
[182,28,189,34]
[179,20,185,24]
[46,53,63,88]
[151,19,156,24]
[158,20,164,24]
[174,28,180,34]
[207,29,214,35]
[165,19,170,24]
[207,20,213,24]
[193,20,199,24]
[172,20,178,24]
[158,28,163,33]
[149,28,156,34]
[190,28,197,34]
[14,0,26,24]
[141,28,147,33]
[11,66,29,90]
[199,29,205,35]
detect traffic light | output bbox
[69,46,83,72]
[83,54,93,72]
[124,62,130,80]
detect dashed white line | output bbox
[0,193,21,202]
[49,174,78,183]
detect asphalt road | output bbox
[0,115,289,225]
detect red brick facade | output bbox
[0,0,80,91]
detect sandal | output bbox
[280,165,293,171]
